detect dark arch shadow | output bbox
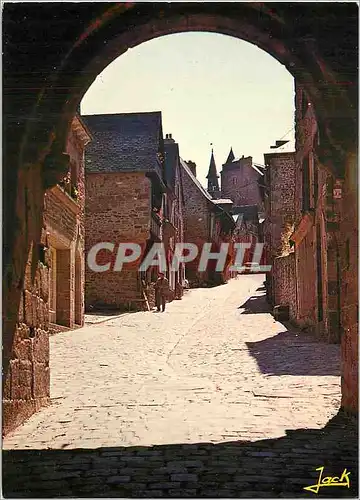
[3,410,358,498]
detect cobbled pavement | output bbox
[3,276,358,498]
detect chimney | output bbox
[164,133,175,144]
[186,160,197,177]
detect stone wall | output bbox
[85,171,151,310]
[264,152,296,258]
[295,223,317,329]
[263,151,296,312]
[3,232,51,435]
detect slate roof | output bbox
[180,159,235,231]
[180,158,214,203]
[82,112,163,174]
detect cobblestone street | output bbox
[3,276,358,497]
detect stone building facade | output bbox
[205,149,265,273]
[263,150,297,321]
[181,159,235,287]
[44,116,91,330]
[83,112,169,311]
[83,113,185,311]
[265,85,347,346]
[291,85,338,342]
[3,115,91,434]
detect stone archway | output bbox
[3,3,357,434]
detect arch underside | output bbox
[3,3,356,173]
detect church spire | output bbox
[225,147,235,164]
[206,148,220,198]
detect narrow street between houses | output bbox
[3,276,357,498]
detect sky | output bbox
[81,32,295,187]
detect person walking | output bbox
[154,272,169,312]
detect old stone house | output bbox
[83,112,165,311]
[180,158,235,286]
[83,112,185,311]
[44,115,91,330]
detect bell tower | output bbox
[206,149,220,199]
